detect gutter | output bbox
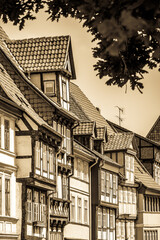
[89,157,99,240]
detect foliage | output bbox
[0,0,160,92]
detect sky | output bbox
[1,10,160,137]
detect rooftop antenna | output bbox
[115,106,124,126]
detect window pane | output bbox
[101,171,105,193]
[84,200,88,224]
[77,198,82,223]
[44,81,55,94]
[43,144,47,171]
[35,141,40,168]
[98,208,102,228]
[4,119,10,150]
[62,81,67,101]
[71,196,75,221]
[5,178,10,216]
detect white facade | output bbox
[0,110,20,239]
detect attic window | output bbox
[43,73,56,96]
[44,81,55,95]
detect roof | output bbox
[108,119,160,148]
[104,132,134,151]
[70,82,115,135]
[0,38,78,122]
[146,115,160,143]
[70,94,89,121]
[0,26,9,41]
[73,140,96,160]
[92,149,121,167]
[73,121,96,136]
[135,157,160,192]
[5,36,76,78]
[96,127,107,140]
[0,63,47,126]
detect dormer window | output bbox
[44,81,55,95]
[30,72,56,96]
[43,73,56,96]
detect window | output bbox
[27,188,32,222]
[35,141,56,180]
[5,178,10,216]
[101,171,105,194]
[119,187,136,216]
[0,174,11,216]
[84,200,88,224]
[62,175,67,200]
[77,159,82,178]
[101,170,118,203]
[71,196,75,221]
[77,198,82,223]
[62,81,67,102]
[144,195,160,212]
[4,119,10,150]
[125,154,134,183]
[98,207,116,240]
[83,161,88,181]
[144,230,158,240]
[66,128,71,154]
[27,189,46,223]
[44,81,55,95]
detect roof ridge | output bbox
[5,35,70,43]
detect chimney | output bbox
[96,107,101,114]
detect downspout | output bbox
[89,157,99,240]
[47,146,62,240]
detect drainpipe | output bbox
[89,157,99,240]
[47,146,62,240]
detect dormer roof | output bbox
[104,132,134,151]
[73,121,96,137]
[5,35,76,78]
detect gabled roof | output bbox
[73,121,96,136]
[146,115,160,142]
[5,35,76,78]
[70,82,115,135]
[135,157,160,192]
[104,132,134,151]
[0,38,78,122]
